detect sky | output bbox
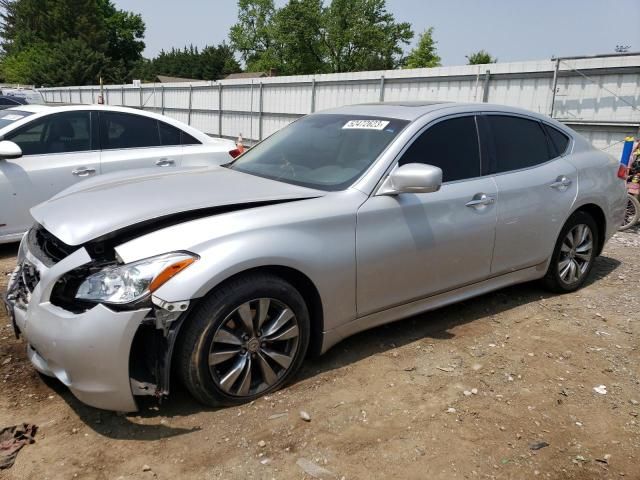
[113,0,640,66]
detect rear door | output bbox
[0,110,99,237]
[98,111,183,173]
[483,114,577,274]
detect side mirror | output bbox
[0,140,22,160]
[377,163,443,195]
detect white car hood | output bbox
[30,166,325,246]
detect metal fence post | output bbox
[78,88,82,104]
[105,87,110,105]
[379,75,386,102]
[69,89,72,104]
[121,85,124,106]
[187,85,193,125]
[482,70,491,103]
[310,79,316,113]
[161,85,165,115]
[218,84,223,138]
[549,57,560,117]
[139,85,143,109]
[259,82,264,140]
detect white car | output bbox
[0,104,237,243]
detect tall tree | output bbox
[404,27,441,69]
[229,0,278,72]
[323,0,413,72]
[271,0,325,75]
[229,0,413,74]
[466,50,497,65]
[0,0,145,85]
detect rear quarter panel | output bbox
[567,147,626,245]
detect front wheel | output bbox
[619,194,640,231]
[177,273,310,407]
[543,211,599,293]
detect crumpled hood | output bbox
[31,166,324,246]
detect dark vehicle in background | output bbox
[0,95,30,110]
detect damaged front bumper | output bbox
[4,236,188,412]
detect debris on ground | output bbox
[0,424,37,470]
[296,457,337,479]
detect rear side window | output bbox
[181,131,201,145]
[158,121,181,146]
[100,112,160,150]
[399,116,481,182]
[487,115,551,173]
[543,124,570,157]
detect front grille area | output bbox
[28,225,77,267]
[11,261,40,310]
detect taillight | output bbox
[618,164,628,179]
[229,148,242,159]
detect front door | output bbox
[0,110,99,237]
[356,115,498,316]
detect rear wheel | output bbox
[177,273,310,407]
[619,194,640,231]
[543,211,598,293]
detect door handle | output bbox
[156,158,175,167]
[550,176,572,190]
[466,193,495,208]
[72,167,96,177]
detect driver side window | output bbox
[399,116,481,183]
[6,111,91,156]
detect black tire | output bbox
[619,194,640,231]
[177,273,310,407]
[543,210,599,293]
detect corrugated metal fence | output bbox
[39,53,640,158]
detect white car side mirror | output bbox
[0,140,22,160]
[377,163,443,196]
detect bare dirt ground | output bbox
[0,231,639,480]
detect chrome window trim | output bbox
[479,112,576,178]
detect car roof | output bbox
[5,103,216,144]
[320,101,558,124]
[8,104,51,113]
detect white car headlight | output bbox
[75,252,197,304]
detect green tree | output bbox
[466,50,497,65]
[229,0,278,72]
[131,43,241,82]
[0,0,145,85]
[229,0,413,74]
[271,0,326,75]
[404,27,441,69]
[323,0,413,72]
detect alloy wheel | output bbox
[557,224,593,284]
[208,298,300,397]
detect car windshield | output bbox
[0,109,34,129]
[228,114,409,191]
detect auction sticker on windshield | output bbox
[343,119,390,130]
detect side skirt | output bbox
[320,262,547,354]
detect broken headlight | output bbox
[75,252,197,305]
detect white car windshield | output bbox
[0,109,34,129]
[229,114,409,191]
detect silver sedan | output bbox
[3,102,627,411]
